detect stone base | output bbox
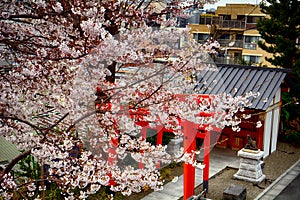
[234,173,266,184]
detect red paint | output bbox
[203,130,210,182]
[257,120,264,150]
[183,120,196,200]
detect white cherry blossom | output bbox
[0,0,260,199]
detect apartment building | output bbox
[187,4,274,67]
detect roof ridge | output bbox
[216,64,291,73]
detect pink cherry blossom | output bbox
[0,0,259,199]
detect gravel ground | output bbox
[194,142,300,200]
[125,142,300,200]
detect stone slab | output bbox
[235,168,263,179]
[237,149,264,160]
[223,184,246,200]
[240,158,261,165]
[234,173,266,184]
[239,163,262,172]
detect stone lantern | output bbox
[233,135,265,183]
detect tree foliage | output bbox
[257,0,300,142]
[257,0,300,71]
[0,0,259,199]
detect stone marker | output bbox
[223,184,246,200]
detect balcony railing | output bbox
[219,20,246,29]
[192,16,259,30]
[211,17,221,25]
[218,39,244,48]
[214,57,240,65]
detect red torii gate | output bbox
[103,93,221,199]
[176,94,222,199]
[181,119,221,199]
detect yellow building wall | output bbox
[215,4,266,19]
[243,29,275,67]
[188,24,210,34]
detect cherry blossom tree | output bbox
[0,0,258,199]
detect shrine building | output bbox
[195,64,290,157]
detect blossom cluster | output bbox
[0,0,259,199]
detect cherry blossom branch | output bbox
[0,149,31,182]
[0,115,41,133]
[66,111,97,133]
[44,112,69,133]
[131,84,164,108]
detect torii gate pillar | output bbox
[183,121,211,200]
[183,120,196,200]
[203,130,210,194]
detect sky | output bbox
[203,0,263,10]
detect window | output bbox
[234,53,241,58]
[244,36,260,49]
[246,16,264,24]
[243,55,261,63]
[236,34,243,40]
[220,15,231,20]
[220,34,230,40]
[193,33,198,40]
[193,33,209,41]
[237,15,246,21]
[245,36,259,43]
[199,16,212,24]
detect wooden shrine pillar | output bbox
[183,123,214,199]
[156,128,164,169]
[183,120,196,200]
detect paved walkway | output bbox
[143,148,300,200]
[142,147,240,200]
[255,159,300,200]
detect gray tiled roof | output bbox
[195,64,288,110]
[0,136,20,164]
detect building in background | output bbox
[187,4,274,67]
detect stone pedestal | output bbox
[233,149,265,184]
